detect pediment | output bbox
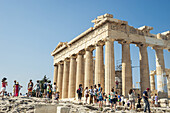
[52,42,68,54]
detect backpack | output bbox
[77,88,81,94]
[43,83,47,89]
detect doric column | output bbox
[62,58,70,98]
[95,41,104,89]
[53,64,58,85]
[57,61,64,99]
[85,46,94,88]
[76,50,85,90]
[150,70,156,91]
[120,41,132,97]
[154,47,168,98]
[105,38,115,94]
[137,44,150,94]
[68,55,77,98]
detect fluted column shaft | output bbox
[105,39,115,94]
[121,42,132,97]
[68,56,77,98]
[138,44,150,94]
[76,52,85,90]
[62,59,70,98]
[95,43,104,89]
[150,74,155,91]
[85,48,93,88]
[53,65,58,85]
[155,48,168,98]
[57,62,64,99]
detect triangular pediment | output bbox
[52,42,67,54]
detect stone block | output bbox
[159,98,168,103]
[160,103,167,107]
[57,106,70,113]
[34,104,57,113]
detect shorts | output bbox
[44,89,47,94]
[111,98,117,104]
[104,99,106,101]
[1,87,6,92]
[130,100,135,106]
[99,96,103,101]
[36,88,40,93]
[78,93,82,99]
[155,101,158,105]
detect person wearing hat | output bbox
[143,88,151,113]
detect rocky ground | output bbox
[0,96,170,113]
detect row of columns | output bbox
[53,38,168,99]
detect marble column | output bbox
[138,44,150,94]
[85,46,94,89]
[62,58,70,98]
[154,47,168,98]
[57,61,64,99]
[150,72,155,91]
[53,64,58,85]
[76,50,85,90]
[95,41,104,89]
[105,38,115,94]
[121,41,132,97]
[68,55,77,98]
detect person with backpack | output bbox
[77,84,83,102]
[33,80,41,97]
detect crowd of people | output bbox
[77,84,159,112]
[0,77,159,112]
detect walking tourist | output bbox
[0,77,8,97]
[15,82,19,97]
[136,94,142,110]
[27,79,33,97]
[89,86,93,104]
[117,93,121,105]
[98,87,103,111]
[143,88,151,113]
[93,85,98,104]
[84,87,89,104]
[128,89,135,110]
[33,80,41,97]
[47,83,52,98]
[98,84,101,92]
[77,84,83,102]
[13,80,16,96]
[52,82,57,99]
[154,94,158,107]
[110,88,117,111]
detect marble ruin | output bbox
[51,14,170,99]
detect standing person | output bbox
[84,87,89,104]
[136,94,142,111]
[0,78,8,97]
[103,93,107,106]
[121,95,125,106]
[52,82,57,99]
[33,80,41,97]
[93,85,98,105]
[89,86,94,104]
[77,84,83,102]
[115,80,119,89]
[27,79,33,97]
[98,84,101,92]
[47,84,52,98]
[110,88,117,111]
[15,82,19,97]
[143,88,151,113]
[117,93,121,105]
[154,94,158,107]
[43,79,47,98]
[128,89,135,110]
[13,80,16,96]
[98,88,103,111]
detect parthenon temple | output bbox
[51,14,170,99]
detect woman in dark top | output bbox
[136,94,142,110]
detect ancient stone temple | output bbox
[51,14,170,99]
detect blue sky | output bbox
[0,0,169,94]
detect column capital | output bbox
[136,43,149,48]
[70,54,77,59]
[152,46,164,50]
[77,49,85,55]
[95,40,105,46]
[64,57,70,62]
[103,37,115,42]
[58,61,64,65]
[85,45,95,51]
[54,63,58,66]
[118,40,131,45]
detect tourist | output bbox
[143,88,151,113]
[108,93,111,106]
[128,89,135,110]
[0,77,8,97]
[47,83,52,99]
[121,95,125,106]
[84,87,89,104]
[15,82,19,97]
[33,80,41,97]
[52,82,57,99]
[154,94,158,107]
[43,79,47,97]
[27,79,33,97]
[77,84,83,102]
[13,80,16,96]
[93,85,98,104]
[98,84,101,92]
[127,99,130,107]
[117,93,121,105]
[115,80,119,89]
[110,88,117,111]
[103,93,107,106]
[56,91,59,102]
[89,86,93,104]
[136,94,142,111]
[151,94,155,105]
[98,87,103,111]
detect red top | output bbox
[2,82,6,87]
